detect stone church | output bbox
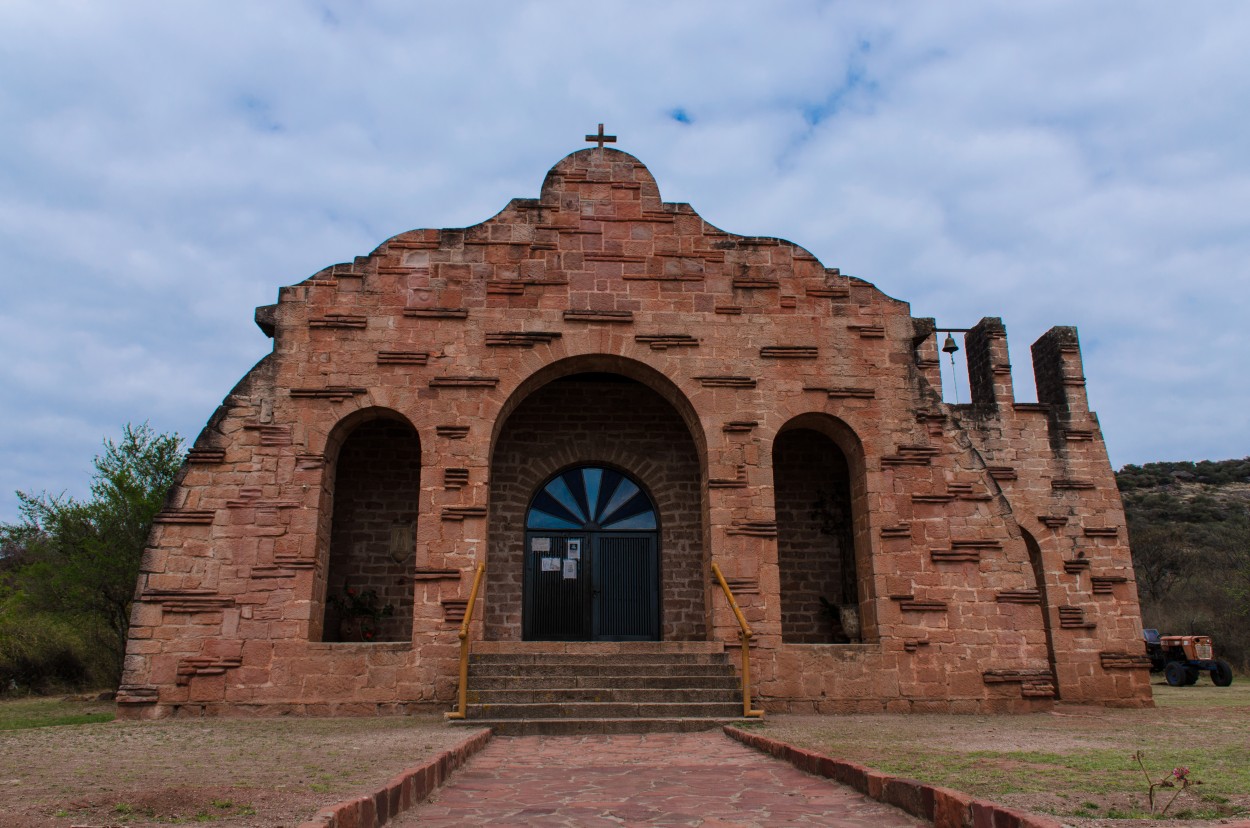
[118,137,1151,720]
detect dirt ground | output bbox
[0,681,1246,827]
[0,711,474,827]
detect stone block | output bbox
[933,787,974,828]
[882,777,935,820]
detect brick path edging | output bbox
[723,725,1063,828]
[297,728,491,828]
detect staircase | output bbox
[448,642,751,735]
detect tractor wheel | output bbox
[1184,666,1200,685]
[1165,661,1187,686]
[1212,660,1234,687]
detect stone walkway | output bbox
[391,731,927,826]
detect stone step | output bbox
[468,662,735,677]
[469,687,741,704]
[450,717,744,736]
[469,674,740,691]
[451,643,751,735]
[463,701,743,720]
[470,652,729,666]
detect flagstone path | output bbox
[390,731,927,826]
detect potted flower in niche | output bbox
[329,585,395,642]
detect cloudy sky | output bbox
[2,2,1248,522]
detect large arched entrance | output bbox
[523,465,660,641]
[486,368,706,643]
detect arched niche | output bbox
[1022,527,1060,696]
[318,408,420,643]
[773,413,869,644]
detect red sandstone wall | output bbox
[117,148,1150,717]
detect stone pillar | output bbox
[966,317,1015,410]
[1031,326,1089,420]
[910,318,944,401]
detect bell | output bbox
[942,333,959,355]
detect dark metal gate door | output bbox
[593,534,658,641]
[523,534,588,641]
[523,466,660,642]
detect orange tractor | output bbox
[1143,629,1234,686]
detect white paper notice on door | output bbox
[540,557,560,572]
[567,539,581,560]
[562,559,578,579]
[532,537,551,553]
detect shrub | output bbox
[0,613,111,694]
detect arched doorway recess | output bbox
[774,425,861,643]
[524,465,660,641]
[320,414,419,642]
[486,370,705,642]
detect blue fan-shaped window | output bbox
[526,467,657,531]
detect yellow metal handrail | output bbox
[445,562,486,720]
[711,562,765,718]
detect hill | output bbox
[1118,458,1250,671]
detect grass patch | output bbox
[789,741,1250,803]
[761,681,1250,819]
[79,798,259,824]
[111,801,155,819]
[183,800,257,822]
[1150,680,1250,708]
[0,695,114,730]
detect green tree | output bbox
[1207,517,1250,614]
[1128,522,1197,604]
[0,423,182,686]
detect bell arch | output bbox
[486,357,707,642]
[316,407,420,643]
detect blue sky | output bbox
[2,2,1248,521]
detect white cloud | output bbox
[1,1,1248,520]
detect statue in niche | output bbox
[389,521,415,564]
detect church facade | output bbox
[118,145,1152,717]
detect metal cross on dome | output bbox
[585,123,617,148]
